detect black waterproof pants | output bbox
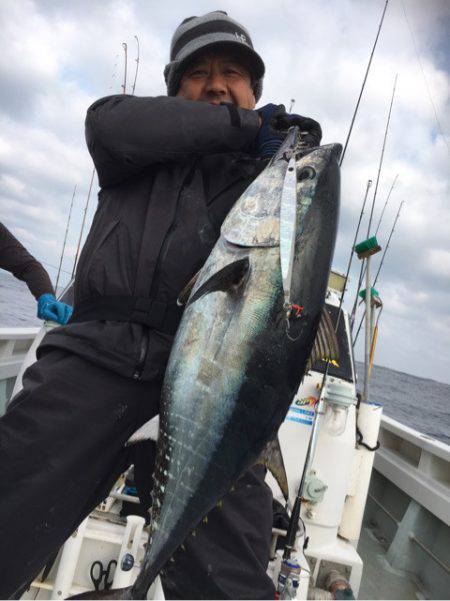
[0,349,275,600]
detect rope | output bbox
[356,426,380,451]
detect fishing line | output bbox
[55,184,77,292]
[401,0,450,156]
[71,168,95,279]
[36,259,72,278]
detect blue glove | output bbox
[255,103,322,159]
[37,293,73,325]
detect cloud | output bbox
[0,0,449,384]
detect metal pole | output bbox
[367,493,399,525]
[353,201,404,345]
[363,256,371,402]
[288,98,295,113]
[409,534,450,575]
[55,184,76,293]
[340,0,389,166]
[350,257,366,331]
[71,169,95,279]
[370,293,376,373]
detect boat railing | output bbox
[0,327,40,414]
[375,414,449,526]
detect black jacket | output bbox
[0,222,54,299]
[41,95,264,380]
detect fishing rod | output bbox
[339,0,389,166]
[121,42,128,94]
[55,184,77,293]
[349,74,398,330]
[71,39,141,281]
[353,200,404,345]
[373,200,404,286]
[349,172,398,314]
[281,5,390,560]
[366,73,397,236]
[109,53,119,92]
[333,178,373,336]
[38,259,73,279]
[375,173,399,236]
[71,169,95,279]
[131,35,140,96]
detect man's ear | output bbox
[247,84,256,110]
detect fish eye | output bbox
[298,166,316,181]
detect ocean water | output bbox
[356,362,450,445]
[0,271,41,328]
[1,271,449,444]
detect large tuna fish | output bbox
[74,131,341,599]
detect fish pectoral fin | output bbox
[188,258,250,306]
[308,307,340,368]
[255,435,289,503]
[177,270,201,306]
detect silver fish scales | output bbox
[73,130,342,599]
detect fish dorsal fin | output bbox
[126,416,159,446]
[309,307,340,368]
[177,270,201,306]
[188,258,249,306]
[255,435,289,503]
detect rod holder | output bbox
[355,236,382,259]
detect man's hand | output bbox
[37,294,73,325]
[255,103,322,159]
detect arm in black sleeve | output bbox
[0,223,54,300]
[85,95,260,187]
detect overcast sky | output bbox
[0,0,449,384]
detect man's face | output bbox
[176,50,256,110]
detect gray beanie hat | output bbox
[164,10,265,102]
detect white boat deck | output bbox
[358,526,421,600]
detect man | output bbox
[0,222,72,325]
[0,11,321,599]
